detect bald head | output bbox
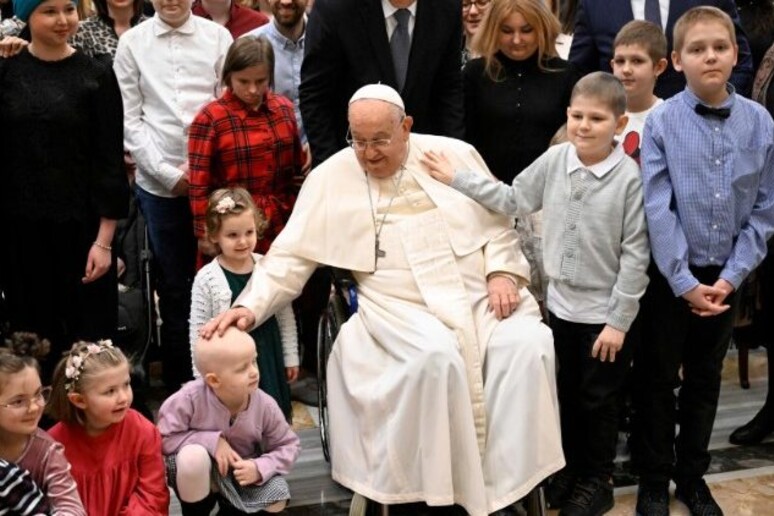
[194,327,255,376]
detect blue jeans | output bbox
[134,185,196,385]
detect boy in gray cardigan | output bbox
[423,72,650,516]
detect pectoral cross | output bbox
[375,238,386,268]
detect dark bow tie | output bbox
[695,103,731,119]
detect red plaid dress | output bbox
[189,89,303,256]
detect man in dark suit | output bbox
[569,0,753,98]
[299,0,464,166]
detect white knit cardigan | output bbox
[189,254,299,378]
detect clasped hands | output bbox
[215,436,262,486]
[682,278,734,317]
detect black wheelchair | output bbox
[316,268,547,516]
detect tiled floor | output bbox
[166,349,774,515]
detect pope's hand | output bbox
[200,307,256,339]
[420,150,455,185]
[487,275,521,320]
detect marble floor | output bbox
[166,348,774,515]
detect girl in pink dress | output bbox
[0,333,85,515]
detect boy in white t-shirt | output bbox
[611,20,668,164]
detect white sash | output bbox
[398,209,487,455]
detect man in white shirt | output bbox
[114,0,232,386]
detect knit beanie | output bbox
[12,0,78,23]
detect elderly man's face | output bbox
[348,100,412,179]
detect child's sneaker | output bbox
[545,468,577,509]
[558,476,613,516]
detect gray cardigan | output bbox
[189,255,299,377]
[452,142,650,331]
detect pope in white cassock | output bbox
[203,84,564,515]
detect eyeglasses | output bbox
[346,117,405,152]
[0,387,52,412]
[462,0,490,11]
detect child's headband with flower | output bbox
[215,197,237,214]
[64,339,115,392]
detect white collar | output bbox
[381,0,417,19]
[153,12,196,36]
[566,142,626,179]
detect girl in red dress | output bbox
[48,340,169,515]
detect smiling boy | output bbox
[424,72,650,516]
[632,7,774,516]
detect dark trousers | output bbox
[550,312,637,478]
[134,186,196,386]
[631,264,736,484]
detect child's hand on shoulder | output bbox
[215,436,241,477]
[286,366,299,383]
[233,458,262,486]
[421,150,455,185]
[591,325,625,362]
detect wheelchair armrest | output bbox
[329,267,358,315]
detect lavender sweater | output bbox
[157,379,301,484]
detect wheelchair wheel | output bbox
[316,314,331,463]
[317,287,350,463]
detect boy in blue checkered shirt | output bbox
[632,6,774,516]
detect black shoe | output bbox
[635,481,669,516]
[558,476,613,516]
[729,405,774,445]
[675,479,723,516]
[545,468,577,509]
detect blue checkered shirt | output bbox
[641,86,774,296]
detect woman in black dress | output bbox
[463,0,578,184]
[0,0,128,379]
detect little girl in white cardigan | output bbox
[189,188,299,419]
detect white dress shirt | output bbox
[630,0,670,31]
[381,0,417,41]
[114,14,233,197]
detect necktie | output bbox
[644,0,662,29]
[695,103,731,119]
[390,8,411,92]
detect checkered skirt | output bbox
[165,454,290,513]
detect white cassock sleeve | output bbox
[235,247,319,328]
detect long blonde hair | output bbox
[473,0,561,80]
[48,340,129,426]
